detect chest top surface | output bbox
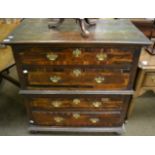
[3,18,151,46]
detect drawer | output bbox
[143,72,155,87]
[29,95,126,111]
[30,111,122,127]
[24,68,130,90]
[18,47,134,67]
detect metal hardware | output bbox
[89,118,99,124]
[96,52,107,61]
[3,39,10,42]
[54,117,64,123]
[92,101,102,108]
[73,113,80,119]
[101,98,110,102]
[73,69,82,77]
[72,98,80,105]
[94,77,105,84]
[29,120,34,124]
[46,53,58,61]
[121,68,130,74]
[72,49,82,57]
[51,101,62,107]
[50,76,61,83]
[141,60,148,66]
[151,77,155,83]
[8,35,14,39]
[23,70,28,74]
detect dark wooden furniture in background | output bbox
[131,19,155,38]
[131,19,155,55]
[3,19,150,134]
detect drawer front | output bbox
[143,72,155,87]
[24,68,130,90]
[18,47,134,67]
[30,111,122,127]
[29,95,126,111]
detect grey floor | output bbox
[0,67,155,136]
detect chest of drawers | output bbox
[3,19,150,134]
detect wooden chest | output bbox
[3,19,150,134]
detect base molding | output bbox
[28,125,125,134]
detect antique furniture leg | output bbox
[127,69,145,118]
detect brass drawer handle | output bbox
[96,52,107,61]
[51,101,62,107]
[151,77,155,83]
[46,53,58,61]
[92,101,102,108]
[54,116,64,123]
[94,77,105,84]
[73,49,82,57]
[89,118,99,124]
[50,76,61,83]
[73,113,81,119]
[73,69,82,77]
[72,98,81,105]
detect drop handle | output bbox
[89,118,99,124]
[72,49,82,57]
[92,101,102,108]
[50,76,61,83]
[94,77,105,84]
[51,101,62,107]
[46,53,58,61]
[54,117,64,123]
[96,52,107,61]
[72,113,81,119]
[72,99,81,105]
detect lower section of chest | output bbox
[23,93,131,133]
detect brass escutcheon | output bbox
[72,49,82,57]
[73,69,82,77]
[101,98,110,102]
